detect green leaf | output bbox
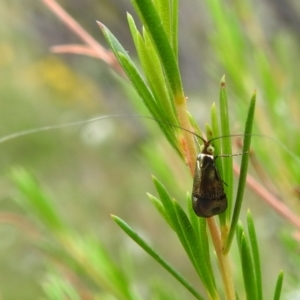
[128,16,177,125]
[117,52,180,153]
[100,23,159,117]
[154,0,179,57]
[153,178,217,297]
[152,176,178,226]
[112,215,205,300]
[226,92,256,251]
[79,236,135,299]
[247,211,262,300]
[154,0,171,41]
[210,102,227,226]
[172,201,201,269]
[173,202,217,298]
[187,193,201,241]
[273,270,284,300]
[147,193,173,229]
[170,0,179,58]
[219,76,233,221]
[210,103,222,166]
[10,168,64,232]
[100,21,183,157]
[236,222,258,300]
[153,178,196,270]
[131,0,184,99]
[43,274,81,300]
[187,112,204,139]
[186,194,212,274]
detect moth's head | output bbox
[200,141,214,155]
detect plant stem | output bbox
[175,96,197,174]
[233,163,300,230]
[207,218,235,300]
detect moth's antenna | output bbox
[0,114,298,165]
[210,133,300,165]
[0,114,206,144]
[0,115,116,144]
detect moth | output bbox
[192,139,227,218]
[134,116,233,218]
[133,116,234,218]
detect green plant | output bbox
[97,1,281,298]
[4,0,300,299]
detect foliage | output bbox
[2,0,300,299]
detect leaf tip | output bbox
[221,75,226,86]
[96,21,105,30]
[151,174,157,182]
[110,214,118,220]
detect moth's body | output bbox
[192,143,227,218]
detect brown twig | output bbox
[207,218,235,300]
[233,163,300,230]
[235,138,280,198]
[42,0,124,75]
[0,212,40,238]
[51,45,100,58]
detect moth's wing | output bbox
[192,155,227,217]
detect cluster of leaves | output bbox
[11,168,138,300]
[6,0,300,299]
[99,1,283,298]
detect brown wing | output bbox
[192,155,227,217]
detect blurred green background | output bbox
[1,0,300,299]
